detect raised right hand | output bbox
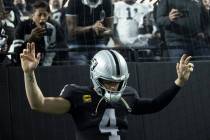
[175,54,194,87]
[20,43,41,73]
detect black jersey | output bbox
[65,0,113,45]
[60,83,180,140]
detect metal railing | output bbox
[1,46,210,65]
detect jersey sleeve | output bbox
[131,83,181,115]
[59,84,76,112]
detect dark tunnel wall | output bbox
[1,62,210,140]
[0,67,12,140]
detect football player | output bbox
[20,42,194,140]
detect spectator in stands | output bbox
[201,0,210,45]
[202,0,210,10]
[0,0,8,59]
[156,0,210,61]
[65,0,113,65]
[1,0,20,28]
[49,0,69,65]
[49,0,65,25]
[113,0,159,48]
[1,0,20,47]
[0,24,8,64]
[13,0,30,21]
[9,0,65,66]
[141,11,162,46]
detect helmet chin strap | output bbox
[93,88,132,116]
[94,86,122,103]
[93,96,105,116]
[104,91,132,112]
[120,97,132,112]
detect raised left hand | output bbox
[175,54,194,87]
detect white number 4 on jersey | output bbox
[99,109,121,140]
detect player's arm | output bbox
[132,83,180,114]
[132,54,194,114]
[21,42,70,114]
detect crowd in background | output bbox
[0,0,210,66]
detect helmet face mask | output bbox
[90,50,129,103]
[98,78,121,92]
